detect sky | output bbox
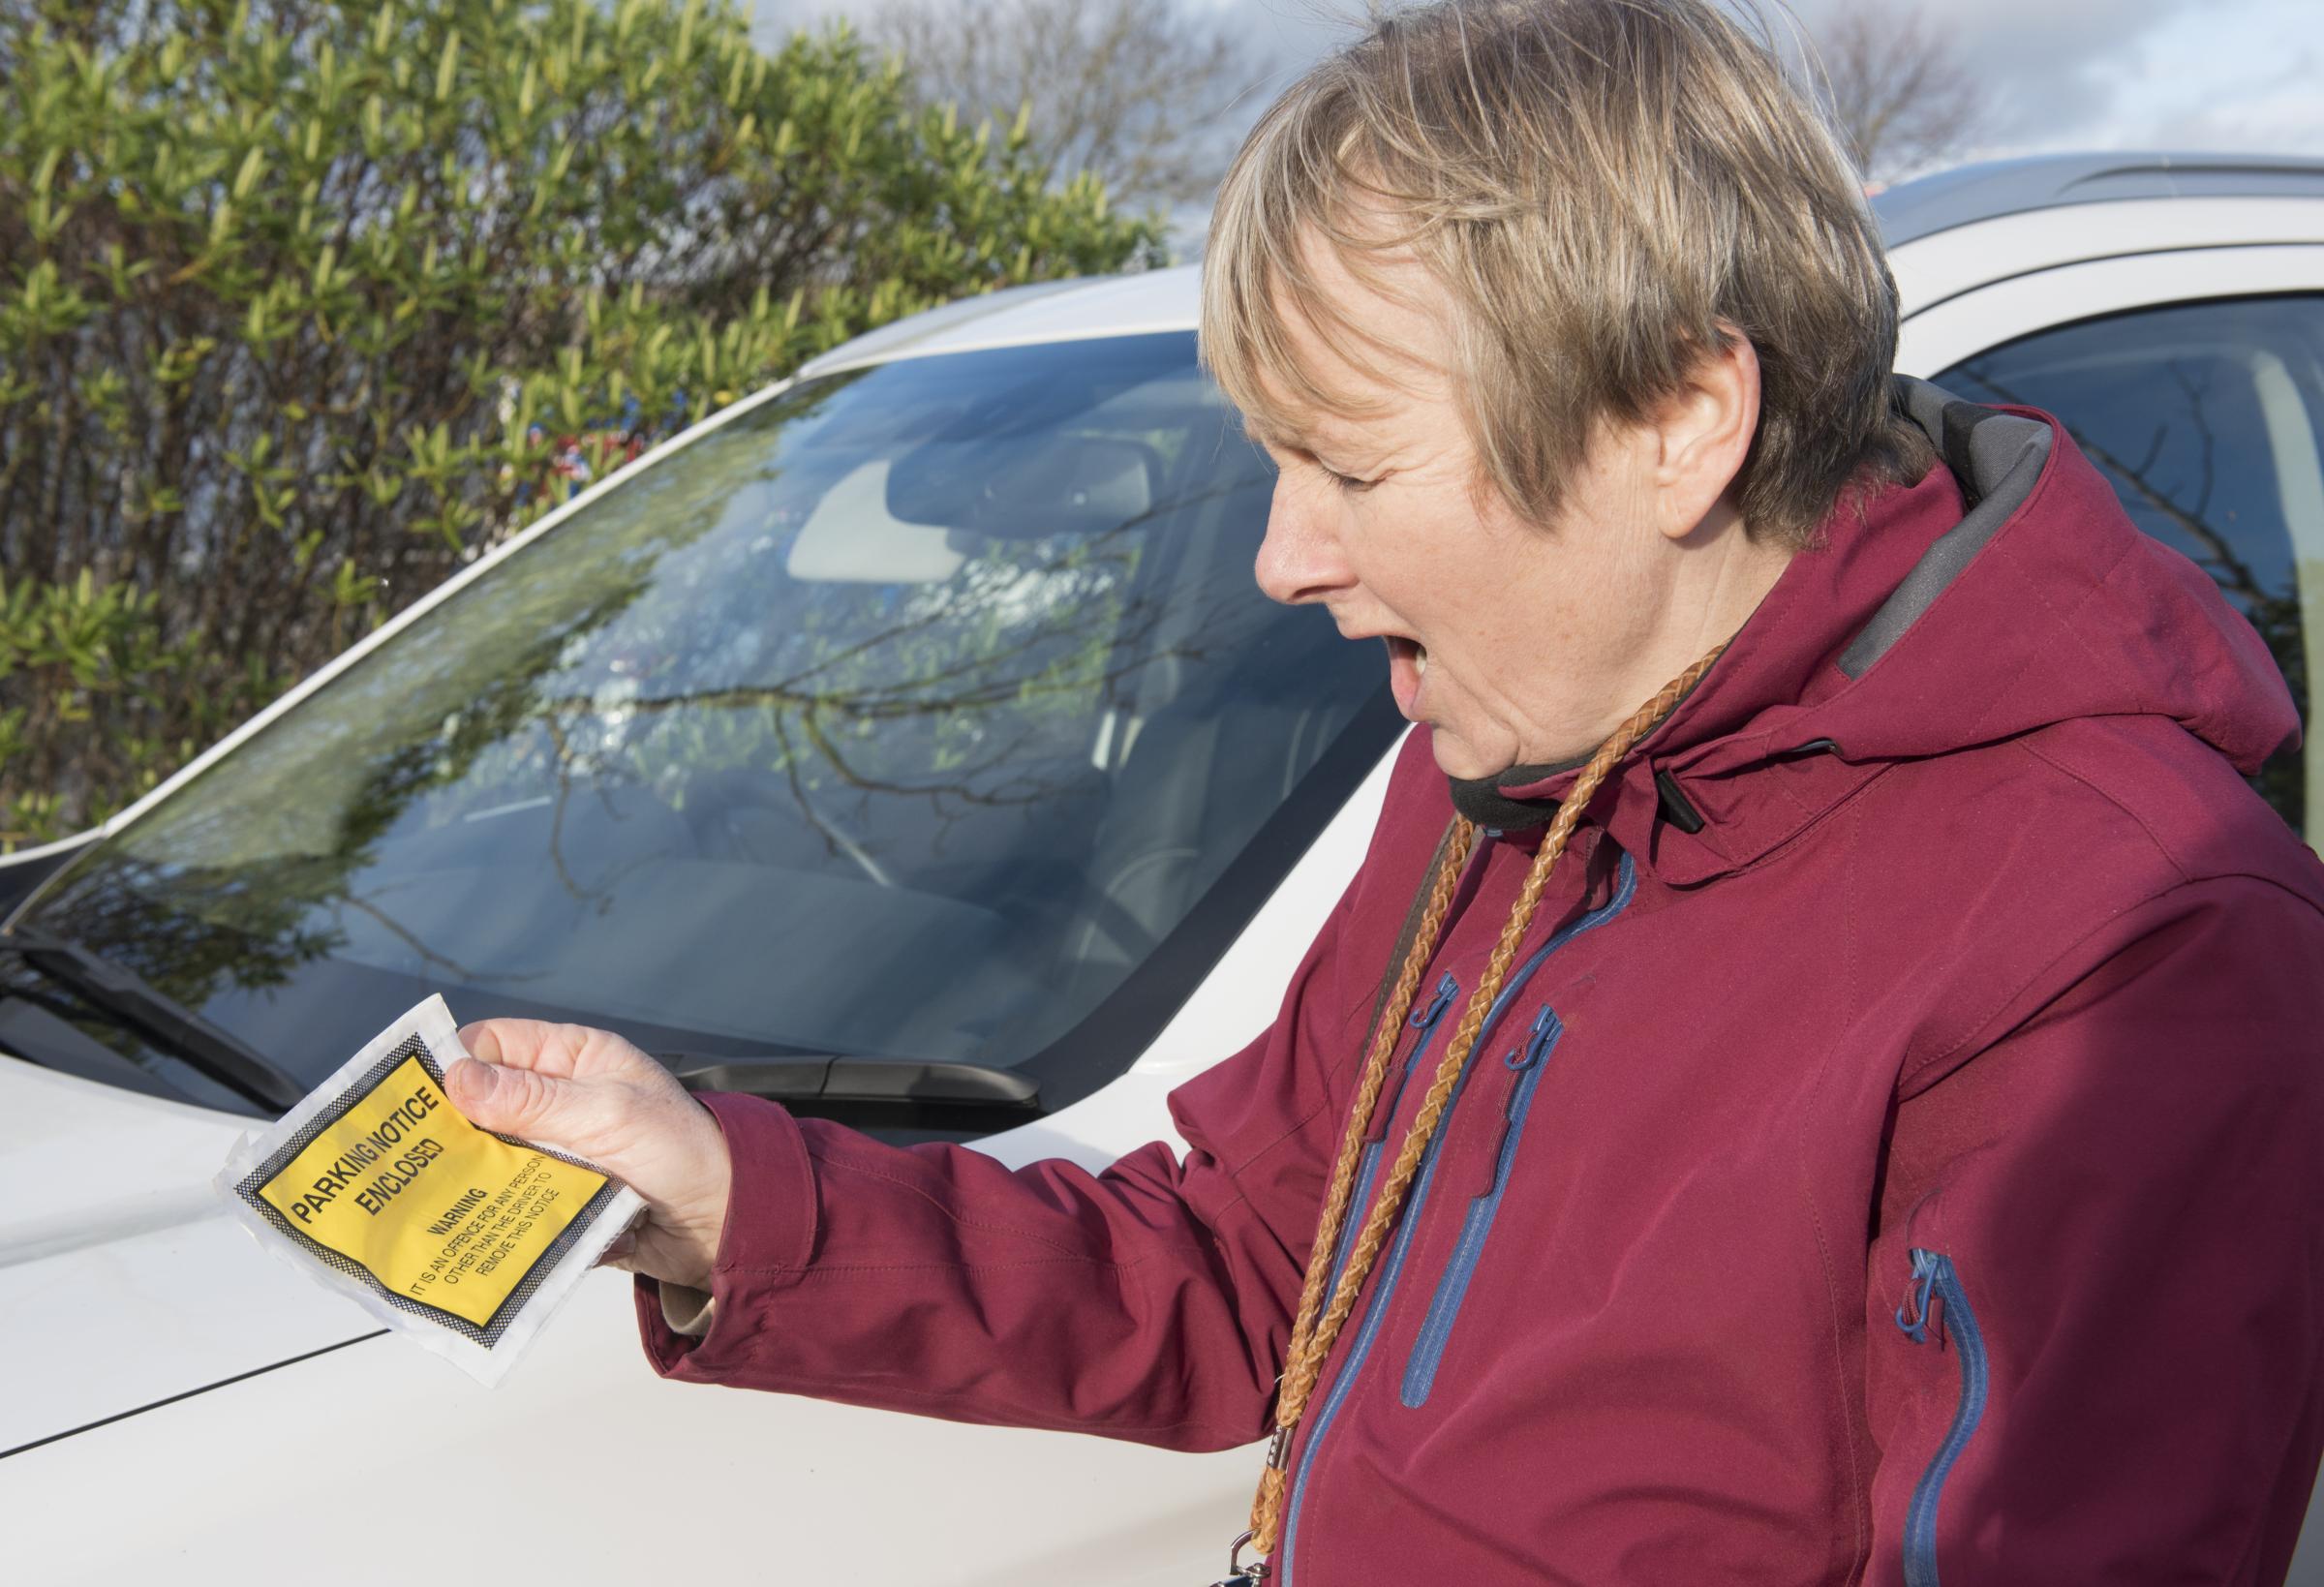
[748,0,2324,250]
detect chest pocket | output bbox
[1399,1001,1565,1407]
[1393,852,1638,1408]
[1279,849,1637,1585]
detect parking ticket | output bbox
[216,994,643,1384]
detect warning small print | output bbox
[218,995,642,1383]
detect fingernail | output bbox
[448,1057,496,1101]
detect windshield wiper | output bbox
[660,1053,1040,1114]
[0,928,306,1113]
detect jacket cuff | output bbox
[633,1090,818,1377]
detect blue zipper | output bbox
[1278,851,1636,1584]
[1398,1004,1565,1406]
[1391,854,1636,1408]
[1280,1024,1483,1587]
[1321,972,1458,1304]
[1896,1248,1989,1587]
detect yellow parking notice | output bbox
[252,1050,608,1329]
[220,995,642,1382]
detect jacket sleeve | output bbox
[630,737,1443,1450]
[1861,875,2324,1584]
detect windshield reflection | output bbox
[13,332,1391,1115]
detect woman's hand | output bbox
[446,1019,732,1291]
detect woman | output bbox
[446,2,2324,1580]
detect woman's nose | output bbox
[1254,472,1354,607]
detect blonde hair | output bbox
[1200,0,1933,546]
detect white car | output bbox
[6,151,2324,1584]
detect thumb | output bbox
[446,1053,570,1142]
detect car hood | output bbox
[0,1049,1256,1587]
[0,1053,377,1453]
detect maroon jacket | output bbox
[639,382,2324,1584]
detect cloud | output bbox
[2079,2,2324,155]
[749,0,2323,167]
[1771,0,2210,147]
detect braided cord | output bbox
[1277,819,1478,1379]
[1243,643,1725,1569]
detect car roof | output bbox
[795,269,1202,378]
[1872,150,2324,248]
[794,151,2324,376]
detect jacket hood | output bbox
[1485,376,2301,884]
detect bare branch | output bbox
[1801,4,1991,187]
[865,0,1269,208]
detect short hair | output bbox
[1200,0,1933,547]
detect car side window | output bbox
[1940,295,2324,840]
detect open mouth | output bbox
[1384,635,1428,717]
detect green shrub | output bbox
[0,0,1166,850]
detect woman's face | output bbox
[1246,238,1776,780]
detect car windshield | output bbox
[7,331,1394,1121]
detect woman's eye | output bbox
[1319,462,1378,494]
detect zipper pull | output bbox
[1468,1005,1561,1199]
[1413,971,1459,1031]
[1366,973,1458,1143]
[1895,1247,1941,1344]
[1504,1004,1560,1079]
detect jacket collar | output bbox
[1457,376,2201,884]
[1469,374,2299,884]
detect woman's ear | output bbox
[1649,327,1760,542]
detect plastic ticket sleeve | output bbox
[215,994,643,1385]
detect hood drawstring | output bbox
[1231,642,1727,1581]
